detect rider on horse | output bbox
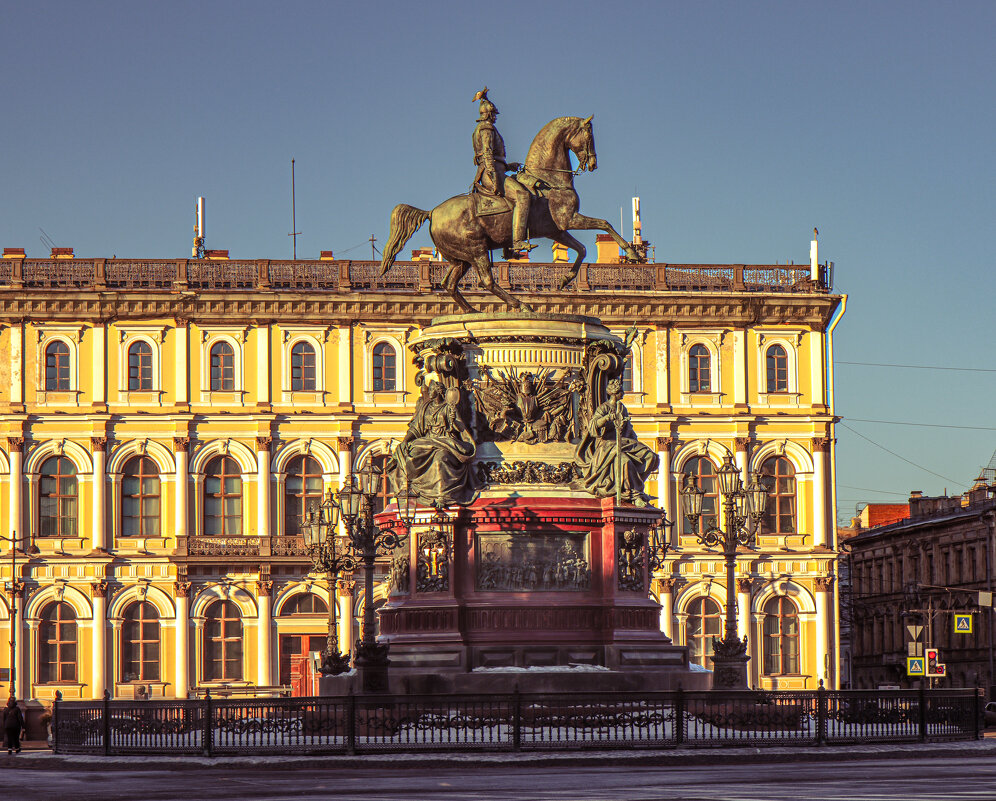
[471,88,536,254]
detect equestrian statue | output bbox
[379,89,643,314]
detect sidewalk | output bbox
[3,737,996,771]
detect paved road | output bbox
[8,757,996,801]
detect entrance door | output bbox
[279,634,326,692]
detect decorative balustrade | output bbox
[0,258,828,294]
[187,537,261,557]
[271,536,309,557]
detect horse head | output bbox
[569,115,597,172]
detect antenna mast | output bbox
[192,198,205,258]
[288,159,302,260]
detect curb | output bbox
[5,739,996,772]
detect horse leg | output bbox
[565,212,641,263]
[472,254,532,313]
[549,230,587,290]
[443,260,477,314]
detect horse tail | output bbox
[380,204,430,276]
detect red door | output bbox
[279,634,326,695]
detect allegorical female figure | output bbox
[390,381,477,508]
[576,378,659,506]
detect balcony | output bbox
[176,535,309,560]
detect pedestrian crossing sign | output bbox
[954,614,973,634]
[907,657,925,676]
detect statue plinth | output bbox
[322,312,706,695]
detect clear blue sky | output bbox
[2,1,993,521]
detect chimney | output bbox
[810,229,819,280]
[204,249,229,260]
[551,242,569,263]
[319,251,335,261]
[51,247,74,259]
[2,248,25,259]
[595,234,620,263]
[410,247,433,262]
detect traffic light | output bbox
[925,648,943,677]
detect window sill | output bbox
[117,389,166,406]
[279,389,326,404]
[35,390,82,405]
[199,390,247,406]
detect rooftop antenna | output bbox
[39,228,56,250]
[288,159,302,260]
[369,233,377,260]
[192,198,206,258]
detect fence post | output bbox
[51,690,62,753]
[346,689,356,756]
[975,686,983,740]
[512,688,521,752]
[203,690,213,758]
[815,680,827,746]
[918,682,927,743]
[102,689,111,756]
[675,686,686,746]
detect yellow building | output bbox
[0,244,843,702]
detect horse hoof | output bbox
[558,276,575,290]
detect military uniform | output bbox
[470,90,535,253]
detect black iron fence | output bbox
[52,686,981,756]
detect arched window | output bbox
[209,341,236,391]
[203,456,242,536]
[128,341,154,391]
[39,456,78,537]
[688,344,710,393]
[281,593,329,616]
[766,345,788,393]
[686,596,722,669]
[203,600,243,681]
[760,456,796,535]
[45,341,71,391]
[121,601,160,682]
[39,602,77,683]
[121,456,161,537]
[763,596,800,675]
[284,455,323,537]
[621,351,634,394]
[681,456,718,536]
[372,342,396,391]
[290,342,317,391]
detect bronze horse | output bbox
[379,116,641,314]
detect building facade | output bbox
[0,249,843,703]
[845,483,996,692]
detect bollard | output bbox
[203,690,213,757]
[52,690,62,753]
[102,689,111,756]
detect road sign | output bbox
[954,613,973,634]
[906,624,923,640]
[907,657,925,676]
[908,641,923,657]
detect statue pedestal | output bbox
[322,312,705,695]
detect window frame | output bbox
[127,340,155,391]
[681,456,719,537]
[290,341,317,392]
[121,456,161,538]
[759,456,797,535]
[38,601,78,683]
[762,596,801,675]
[371,341,397,392]
[45,340,72,392]
[686,595,722,670]
[203,599,244,682]
[209,341,237,392]
[688,344,711,393]
[202,456,243,537]
[38,456,78,537]
[120,600,161,682]
[283,455,324,537]
[765,344,789,394]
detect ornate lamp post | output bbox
[0,532,36,699]
[681,454,768,689]
[302,492,356,675]
[332,464,410,693]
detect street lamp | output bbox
[0,532,38,700]
[681,454,768,689]
[302,491,356,676]
[330,463,409,693]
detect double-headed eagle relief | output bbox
[472,367,581,444]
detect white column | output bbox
[658,578,675,640]
[736,578,751,642]
[336,437,353,487]
[734,439,749,480]
[732,330,746,407]
[815,578,832,684]
[656,439,675,543]
[175,322,189,406]
[8,442,22,546]
[256,439,271,539]
[812,439,830,548]
[337,325,353,407]
[174,440,188,539]
[174,585,189,698]
[256,325,270,404]
[256,581,273,686]
[91,440,107,551]
[91,324,106,406]
[338,581,354,656]
[91,583,107,698]
[13,588,25,701]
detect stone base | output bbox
[710,654,751,690]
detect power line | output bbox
[838,360,996,373]
[845,417,996,432]
[837,483,909,496]
[838,423,965,486]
